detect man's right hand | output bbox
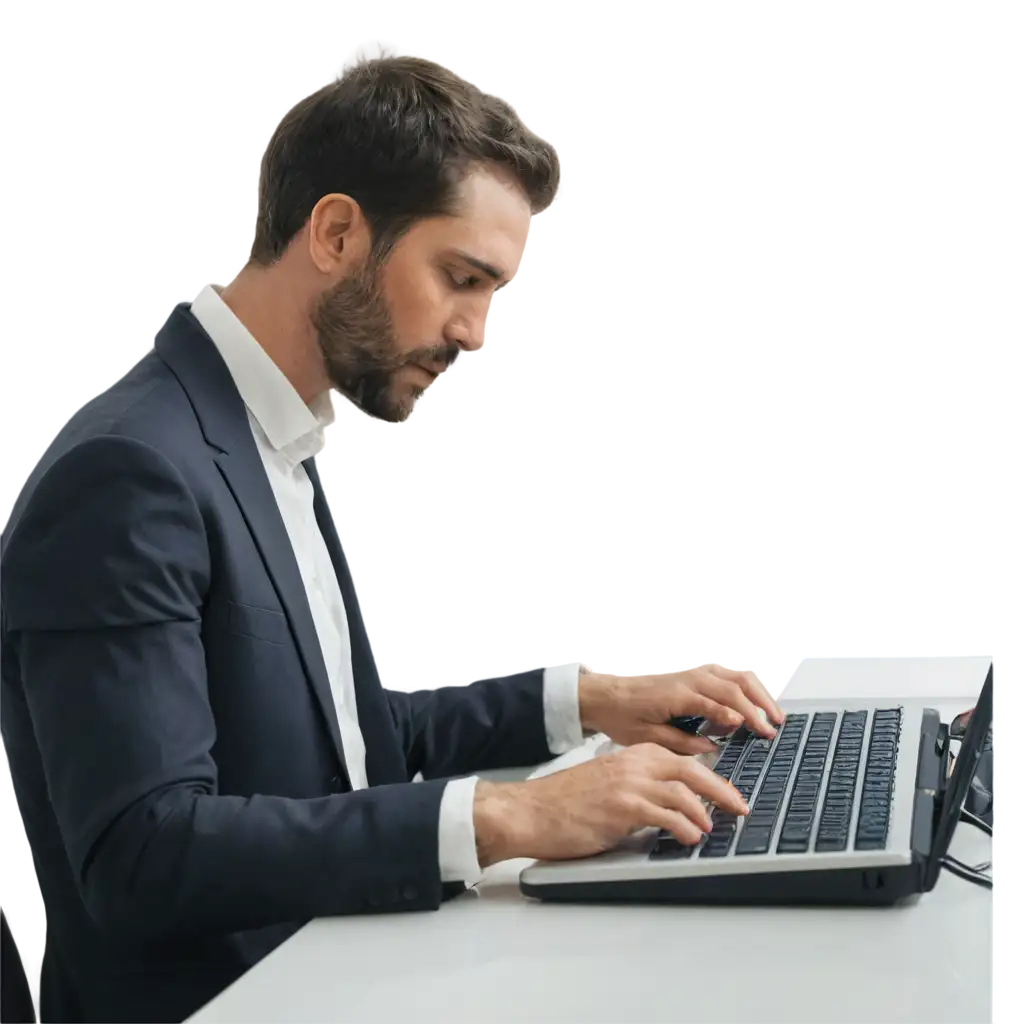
[473,743,750,868]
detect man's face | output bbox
[311,167,532,422]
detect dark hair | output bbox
[249,51,560,267]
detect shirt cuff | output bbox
[438,775,483,885]
[543,662,585,755]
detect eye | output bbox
[446,268,482,290]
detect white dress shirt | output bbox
[190,285,584,884]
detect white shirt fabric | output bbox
[190,284,584,885]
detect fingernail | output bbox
[741,802,750,814]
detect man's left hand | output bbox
[578,664,785,755]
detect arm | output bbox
[386,658,590,784]
[1,435,450,940]
[385,672,558,782]
[390,669,586,886]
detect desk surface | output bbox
[190,657,993,1024]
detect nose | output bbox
[446,314,486,353]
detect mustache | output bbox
[401,342,460,372]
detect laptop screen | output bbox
[923,661,993,890]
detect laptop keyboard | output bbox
[814,711,864,852]
[855,709,901,850]
[650,707,903,861]
[778,712,837,852]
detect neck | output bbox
[219,263,328,405]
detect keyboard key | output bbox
[650,831,697,858]
[663,732,761,861]
[712,728,750,778]
[854,708,902,851]
[699,801,741,857]
[651,729,756,862]
[813,710,867,853]
[736,715,808,855]
[700,829,736,857]
[776,712,837,854]
[738,832,772,854]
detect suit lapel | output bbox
[214,452,348,779]
[154,304,349,780]
[304,457,407,786]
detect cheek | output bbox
[385,271,450,348]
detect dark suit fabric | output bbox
[0,304,553,1022]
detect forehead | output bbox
[400,166,532,277]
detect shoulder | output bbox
[5,348,203,532]
[2,431,210,630]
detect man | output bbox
[0,54,783,1023]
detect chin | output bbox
[387,388,424,423]
[384,373,429,419]
[330,368,424,424]
[362,391,417,423]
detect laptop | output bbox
[519,657,993,906]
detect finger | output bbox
[675,756,750,816]
[641,802,705,846]
[646,723,720,756]
[646,779,714,832]
[709,666,784,725]
[696,671,776,738]
[669,690,746,732]
[643,745,749,815]
[700,671,770,737]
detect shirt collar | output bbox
[190,284,334,464]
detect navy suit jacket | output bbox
[0,303,554,1023]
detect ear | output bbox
[307,193,370,275]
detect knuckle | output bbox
[612,748,638,770]
[671,815,700,841]
[634,741,663,761]
[615,773,639,795]
[667,781,692,806]
[619,792,645,816]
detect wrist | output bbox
[577,668,620,736]
[473,780,532,868]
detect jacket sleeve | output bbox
[385,671,555,782]
[1,434,449,940]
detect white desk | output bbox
[190,657,993,1024]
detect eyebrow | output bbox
[451,250,510,290]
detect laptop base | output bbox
[521,858,927,907]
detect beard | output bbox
[311,259,459,423]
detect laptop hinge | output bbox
[931,723,953,827]
[909,709,944,874]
